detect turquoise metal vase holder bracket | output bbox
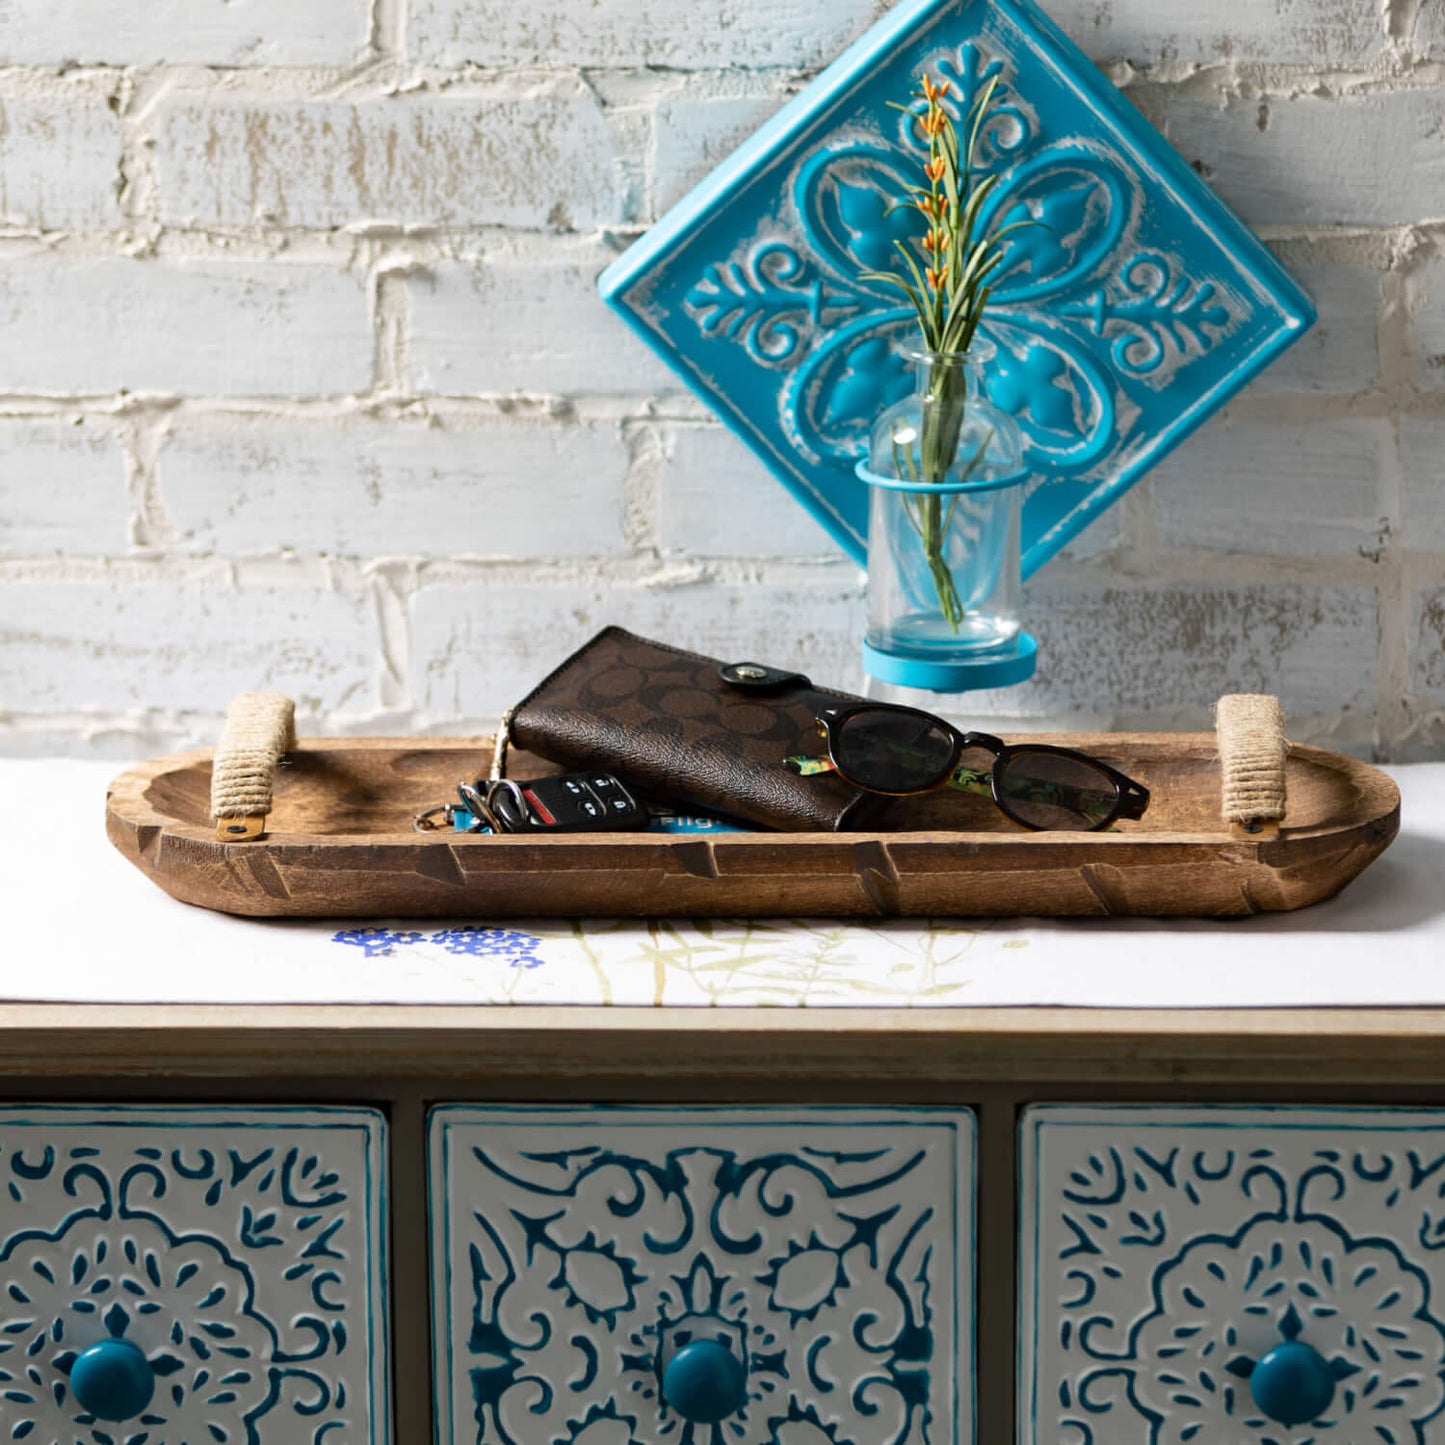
[599,0,1315,692]
[862,630,1039,690]
[854,461,1029,496]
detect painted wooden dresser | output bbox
[6,758,1445,1443]
[4,1006,1445,1445]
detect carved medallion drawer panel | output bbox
[0,1105,389,1445]
[429,1104,975,1445]
[1019,1105,1445,1445]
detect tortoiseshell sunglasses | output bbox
[786,703,1150,831]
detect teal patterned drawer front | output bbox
[0,1105,389,1445]
[429,1104,975,1445]
[1019,1105,1445,1445]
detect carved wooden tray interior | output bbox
[106,735,1399,920]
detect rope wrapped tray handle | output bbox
[1215,693,1287,836]
[210,692,296,841]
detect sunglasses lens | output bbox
[832,709,957,792]
[996,750,1120,830]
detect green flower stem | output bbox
[916,354,969,632]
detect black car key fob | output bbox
[480,772,648,833]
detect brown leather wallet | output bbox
[507,626,876,831]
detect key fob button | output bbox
[472,772,645,832]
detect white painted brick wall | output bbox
[0,0,1441,760]
[1253,260,1381,394]
[1152,414,1387,556]
[0,0,370,67]
[1401,416,1445,552]
[0,254,373,395]
[0,90,120,232]
[1044,0,1387,68]
[408,0,881,71]
[1413,589,1445,702]
[1160,88,1445,229]
[1016,582,1379,719]
[1408,253,1445,386]
[148,86,622,231]
[0,417,128,555]
[158,411,633,558]
[411,577,867,718]
[0,577,377,713]
[651,83,795,216]
[1416,3,1445,61]
[409,247,676,395]
[649,423,845,559]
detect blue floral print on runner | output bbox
[332,927,547,968]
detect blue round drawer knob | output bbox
[1249,1339,1336,1426]
[661,1340,747,1423]
[70,1339,156,1423]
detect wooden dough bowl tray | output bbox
[106,733,1399,919]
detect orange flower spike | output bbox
[924,156,947,182]
[920,108,949,138]
[920,74,951,105]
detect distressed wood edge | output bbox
[3,1005,1445,1083]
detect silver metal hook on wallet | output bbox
[489,711,512,783]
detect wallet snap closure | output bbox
[718,661,811,691]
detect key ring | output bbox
[483,779,526,830]
[413,785,500,835]
[457,781,503,833]
[412,803,458,833]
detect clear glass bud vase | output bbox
[858,347,1026,664]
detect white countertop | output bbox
[3,758,1438,1009]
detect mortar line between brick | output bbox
[6,389,1445,421]
[367,0,407,64]
[0,220,1439,264]
[371,269,415,395]
[1373,411,1410,752]
[369,564,413,710]
[1,551,1427,595]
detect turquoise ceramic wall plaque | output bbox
[599,0,1315,578]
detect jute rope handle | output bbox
[1216,693,1287,836]
[210,692,296,842]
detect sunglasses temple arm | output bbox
[784,754,838,777]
